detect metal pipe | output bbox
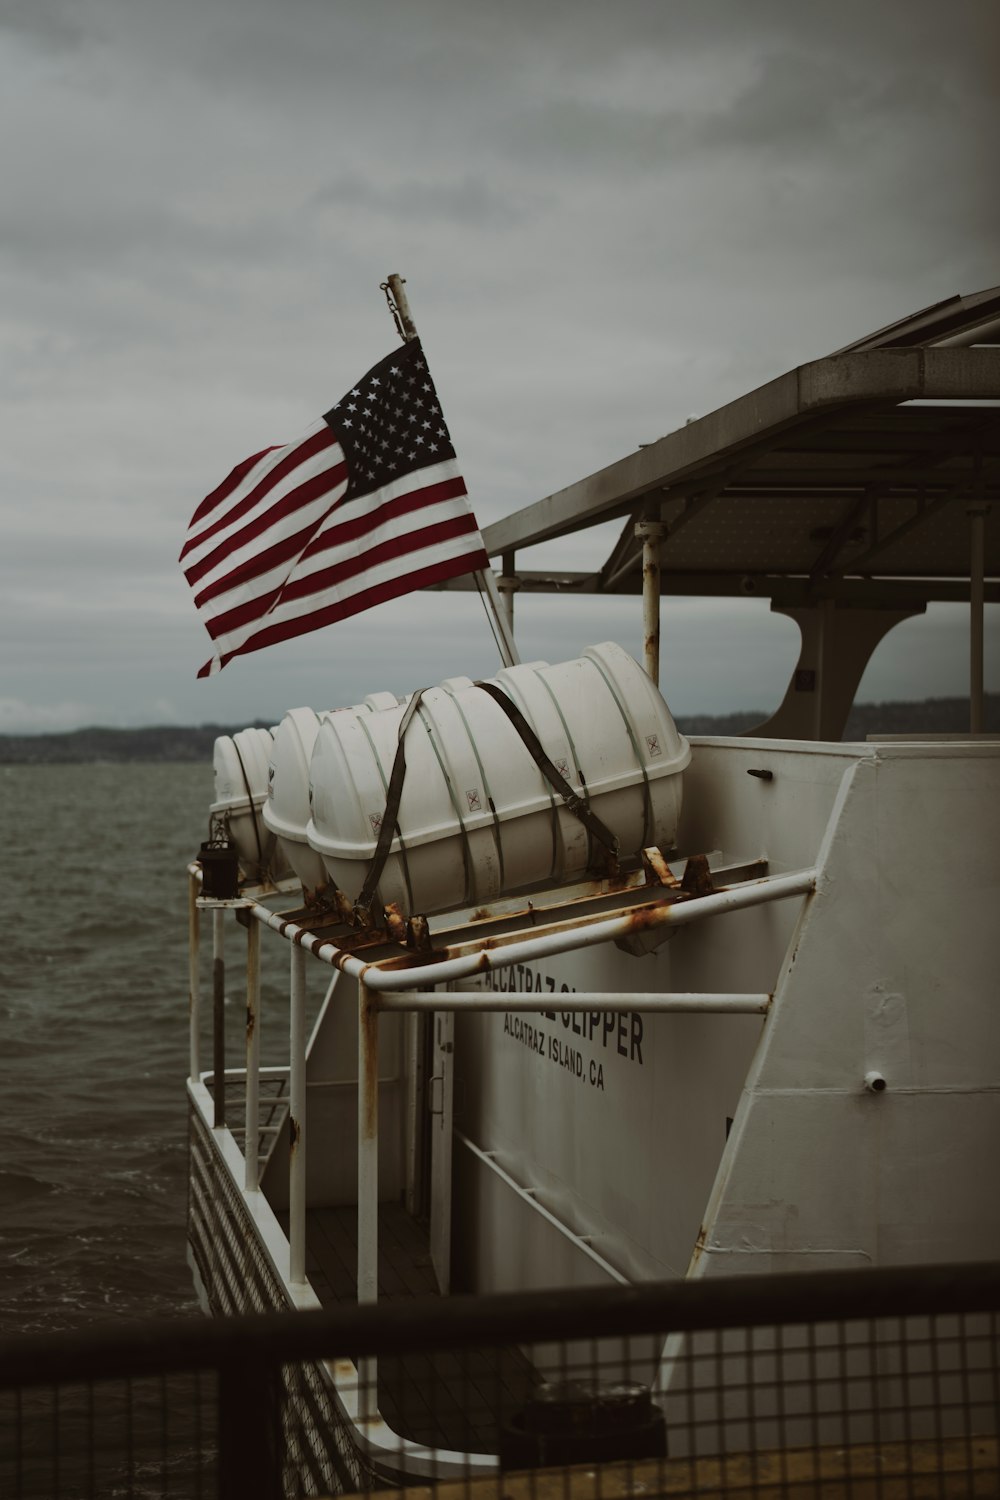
[455,1131,628,1284]
[358,980,379,1305]
[188,870,201,1082]
[498,553,520,637]
[403,1013,423,1217]
[357,978,379,1421]
[386,272,418,342]
[247,867,817,993]
[969,504,988,732]
[244,920,260,1192]
[476,567,521,667]
[212,909,226,1130]
[635,519,665,684]
[289,944,307,1284]
[375,991,771,1014]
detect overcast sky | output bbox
[1,0,997,733]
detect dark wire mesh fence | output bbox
[0,1262,996,1499]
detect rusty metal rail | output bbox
[187,855,813,1340]
[235,865,817,992]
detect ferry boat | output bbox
[185,286,1000,1489]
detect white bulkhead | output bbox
[306,642,691,916]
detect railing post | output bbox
[244,918,261,1191]
[188,871,201,1082]
[212,909,226,1130]
[218,1355,282,1500]
[358,978,379,1420]
[289,943,307,1284]
[969,502,989,732]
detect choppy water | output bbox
[1,764,214,1335]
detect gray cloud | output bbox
[0,0,996,733]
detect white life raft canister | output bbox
[306,642,690,917]
[262,696,400,897]
[210,726,284,882]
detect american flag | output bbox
[180,338,489,677]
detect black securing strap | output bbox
[231,738,264,870]
[474,680,620,861]
[355,690,426,917]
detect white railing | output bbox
[188,859,817,1326]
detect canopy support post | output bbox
[636,518,665,685]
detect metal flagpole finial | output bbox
[381,274,418,343]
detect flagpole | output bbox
[385,273,520,668]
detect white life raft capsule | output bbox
[210,726,284,883]
[262,695,400,898]
[306,642,690,917]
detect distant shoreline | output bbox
[1,697,996,764]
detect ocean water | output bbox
[1,763,214,1335]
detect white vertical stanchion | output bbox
[289,943,307,1285]
[357,979,379,1420]
[212,909,226,1130]
[969,503,988,733]
[244,919,260,1192]
[188,871,200,1082]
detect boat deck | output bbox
[281,1202,537,1453]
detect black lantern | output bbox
[199,837,240,900]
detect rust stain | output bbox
[378,946,450,971]
[335,929,388,955]
[383,903,407,946]
[359,992,379,1141]
[288,1115,300,1153]
[621,899,671,935]
[406,915,431,952]
[303,881,336,911]
[642,846,681,890]
[245,1004,255,1040]
[681,853,715,899]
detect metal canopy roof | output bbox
[477,292,1000,606]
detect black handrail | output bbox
[2,1259,998,1390]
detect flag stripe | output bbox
[202,528,489,669]
[200,487,478,645]
[193,513,330,610]
[204,509,482,642]
[185,457,348,591]
[194,472,468,612]
[185,443,284,532]
[198,546,489,677]
[180,426,341,571]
